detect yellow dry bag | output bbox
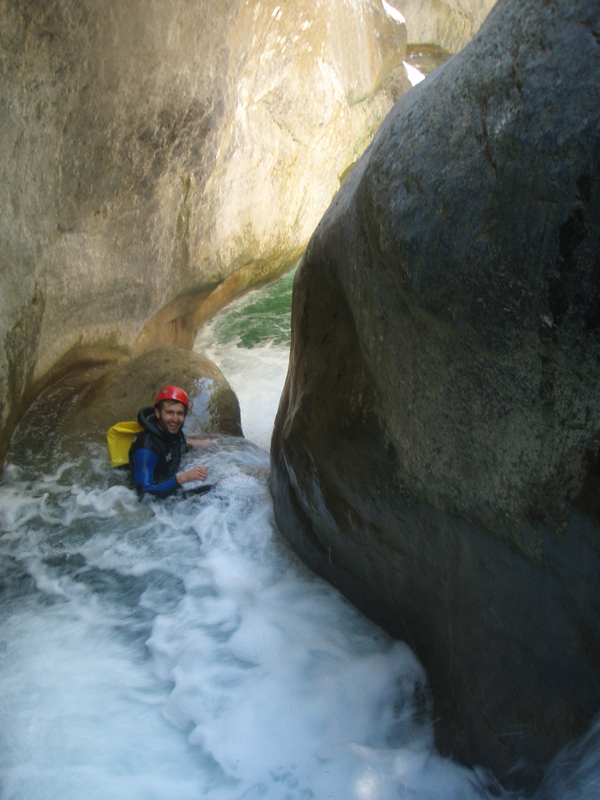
[106,420,143,468]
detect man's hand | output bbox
[176,465,208,485]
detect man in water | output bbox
[129,385,212,498]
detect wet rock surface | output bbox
[63,346,244,445]
[271,0,600,788]
[11,347,243,469]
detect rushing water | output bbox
[1,270,592,799]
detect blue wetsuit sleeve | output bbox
[132,448,179,497]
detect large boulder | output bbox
[63,346,243,445]
[0,0,410,466]
[10,346,243,466]
[271,0,600,789]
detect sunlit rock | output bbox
[271,0,600,789]
[388,0,496,52]
[0,0,409,465]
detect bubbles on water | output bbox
[194,270,295,451]
[0,272,530,800]
[533,714,600,800]
[0,600,211,800]
[0,437,494,800]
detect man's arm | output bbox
[132,449,179,497]
[132,449,208,498]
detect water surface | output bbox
[0,271,538,800]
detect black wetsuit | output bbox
[128,407,188,498]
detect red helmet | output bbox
[154,385,189,409]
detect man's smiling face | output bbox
[155,399,187,435]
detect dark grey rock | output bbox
[271,0,600,789]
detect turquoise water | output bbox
[202,269,296,351]
[194,268,296,451]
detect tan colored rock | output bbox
[0,0,408,466]
[61,346,243,448]
[66,347,243,440]
[388,0,496,52]
[9,345,241,469]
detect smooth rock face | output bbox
[63,346,243,445]
[16,346,243,466]
[390,0,496,52]
[271,0,600,787]
[9,347,243,472]
[0,0,409,465]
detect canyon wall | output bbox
[271,0,600,788]
[0,0,410,464]
[390,0,496,53]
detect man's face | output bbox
[155,399,187,435]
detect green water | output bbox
[405,45,452,76]
[208,267,296,349]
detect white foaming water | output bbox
[0,276,523,800]
[196,335,288,451]
[0,450,500,800]
[194,277,294,451]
